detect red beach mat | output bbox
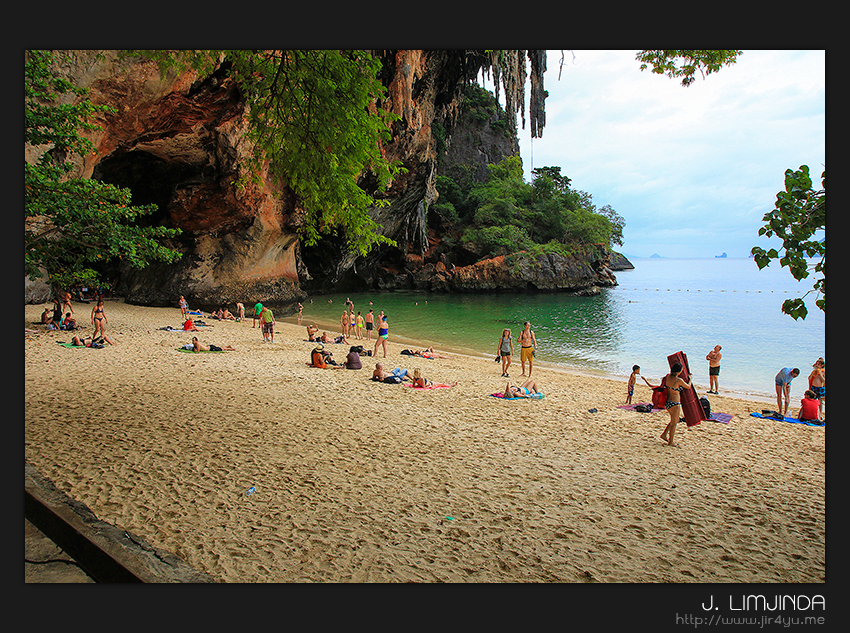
[667,351,707,427]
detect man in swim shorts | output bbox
[365,309,374,341]
[706,344,722,394]
[517,321,537,377]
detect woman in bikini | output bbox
[373,314,389,358]
[411,368,457,389]
[91,300,108,340]
[660,362,692,447]
[504,378,539,398]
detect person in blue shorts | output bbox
[774,367,800,417]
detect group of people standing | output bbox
[496,321,538,378]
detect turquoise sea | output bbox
[286,257,825,400]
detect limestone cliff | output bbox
[27,50,617,310]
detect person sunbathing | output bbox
[306,325,319,341]
[504,378,539,398]
[191,337,235,352]
[372,363,410,382]
[411,368,457,388]
[416,347,451,359]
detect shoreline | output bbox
[24,299,824,583]
[280,314,779,407]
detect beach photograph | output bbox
[24,48,825,611]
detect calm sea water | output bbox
[288,258,825,400]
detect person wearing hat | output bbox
[310,344,328,368]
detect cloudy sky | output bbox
[480,50,825,259]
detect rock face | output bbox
[30,51,616,309]
[387,246,617,295]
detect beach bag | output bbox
[651,382,667,409]
[634,403,653,413]
[700,396,711,418]
[383,375,403,384]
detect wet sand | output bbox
[24,299,825,582]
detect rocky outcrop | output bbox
[375,246,617,294]
[28,50,615,308]
[608,251,635,271]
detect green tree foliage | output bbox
[441,157,623,259]
[636,50,743,86]
[25,50,182,291]
[752,165,825,320]
[139,50,405,256]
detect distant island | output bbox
[715,252,728,258]
[650,253,662,258]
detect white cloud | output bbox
[505,49,825,258]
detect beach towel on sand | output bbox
[176,347,226,353]
[408,383,452,390]
[750,412,823,427]
[490,392,544,400]
[619,402,733,423]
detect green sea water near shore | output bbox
[286,257,825,400]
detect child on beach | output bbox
[798,390,822,423]
[261,306,275,343]
[626,365,652,404]
[808,357,825,419]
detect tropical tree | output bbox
[25,50,182,291]
[752,165,825,320]
[636,50,743,86]
[137,50,405,256]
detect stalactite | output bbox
[477,50,547,139]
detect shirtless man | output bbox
[191,337,235,352]
[706,345,722,394]
[517,321,537,377]
[372,362,410,382]
[364,309,374,341]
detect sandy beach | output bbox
[24,299,825,583]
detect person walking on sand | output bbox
[517,321,537,377]
[252,302,263,328]
[374,313,389,358]
[660,362,692,448]
[61,291,74,318]
[775,367,800,417]
[808,357,825,419]
[497,328,513,377]
[706,344,722,394]
[261,305,275,343]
